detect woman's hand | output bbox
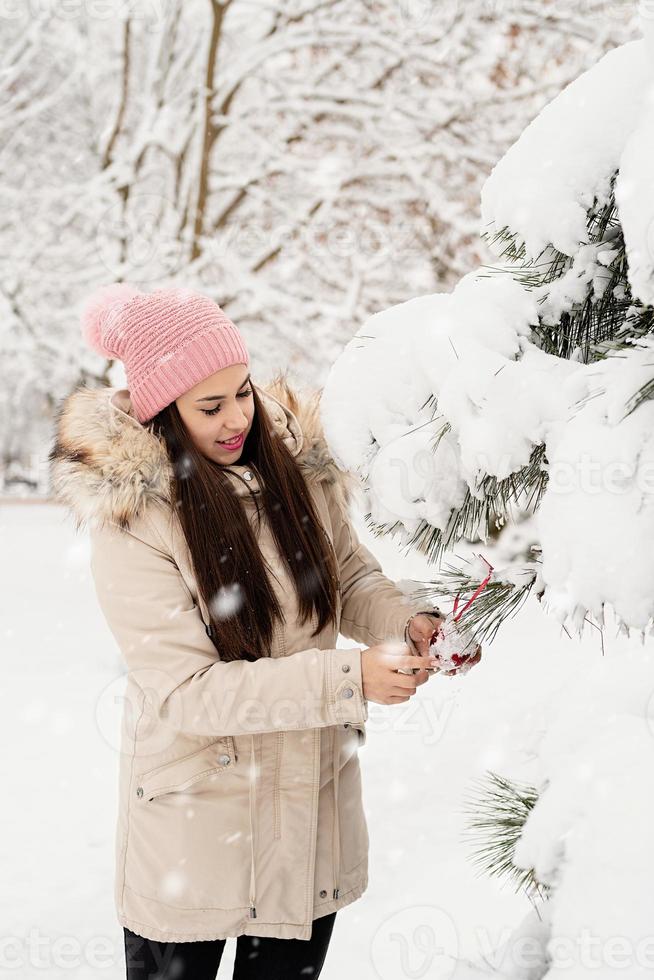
[360,642,439,704]
[408,612,483,676]
[406,611,445,657]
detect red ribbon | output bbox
[452,554,494,623]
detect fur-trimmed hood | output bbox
[48,376,356,532]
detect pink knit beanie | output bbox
[80,283,250,423]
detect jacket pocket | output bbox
[135,736,236,802]
[337,748,369,874]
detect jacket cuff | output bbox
[326,647,368,724]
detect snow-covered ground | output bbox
[3,500,650,979]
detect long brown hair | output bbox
[148,373,340,662]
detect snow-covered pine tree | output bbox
[321,11,654,977]
[321,23,654,647]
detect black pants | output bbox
[124,911,337,979]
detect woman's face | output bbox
[175,364,255,464]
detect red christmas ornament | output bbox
[428,555,493,675]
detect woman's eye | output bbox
[202,389,252,416]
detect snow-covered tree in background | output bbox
[0,0,639,491]
[322,10,654,978]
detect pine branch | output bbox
[480,224,528,264]
[625,375,654,417]
[460,771,549,900]
[365,173,654,629]
[393,442,547,567]
[563,334,654,422]
[402,557,538,646]
[481,171,651,365]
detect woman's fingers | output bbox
[393,670,432,691]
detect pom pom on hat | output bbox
[81,282,141,358]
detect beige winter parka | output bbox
[49,378,438,943]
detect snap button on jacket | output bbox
[49,378,438,943]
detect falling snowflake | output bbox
[210,583,245,619]
[160,869,188,901]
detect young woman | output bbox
[49,284,459,980]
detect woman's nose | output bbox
[224,407,248,430]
